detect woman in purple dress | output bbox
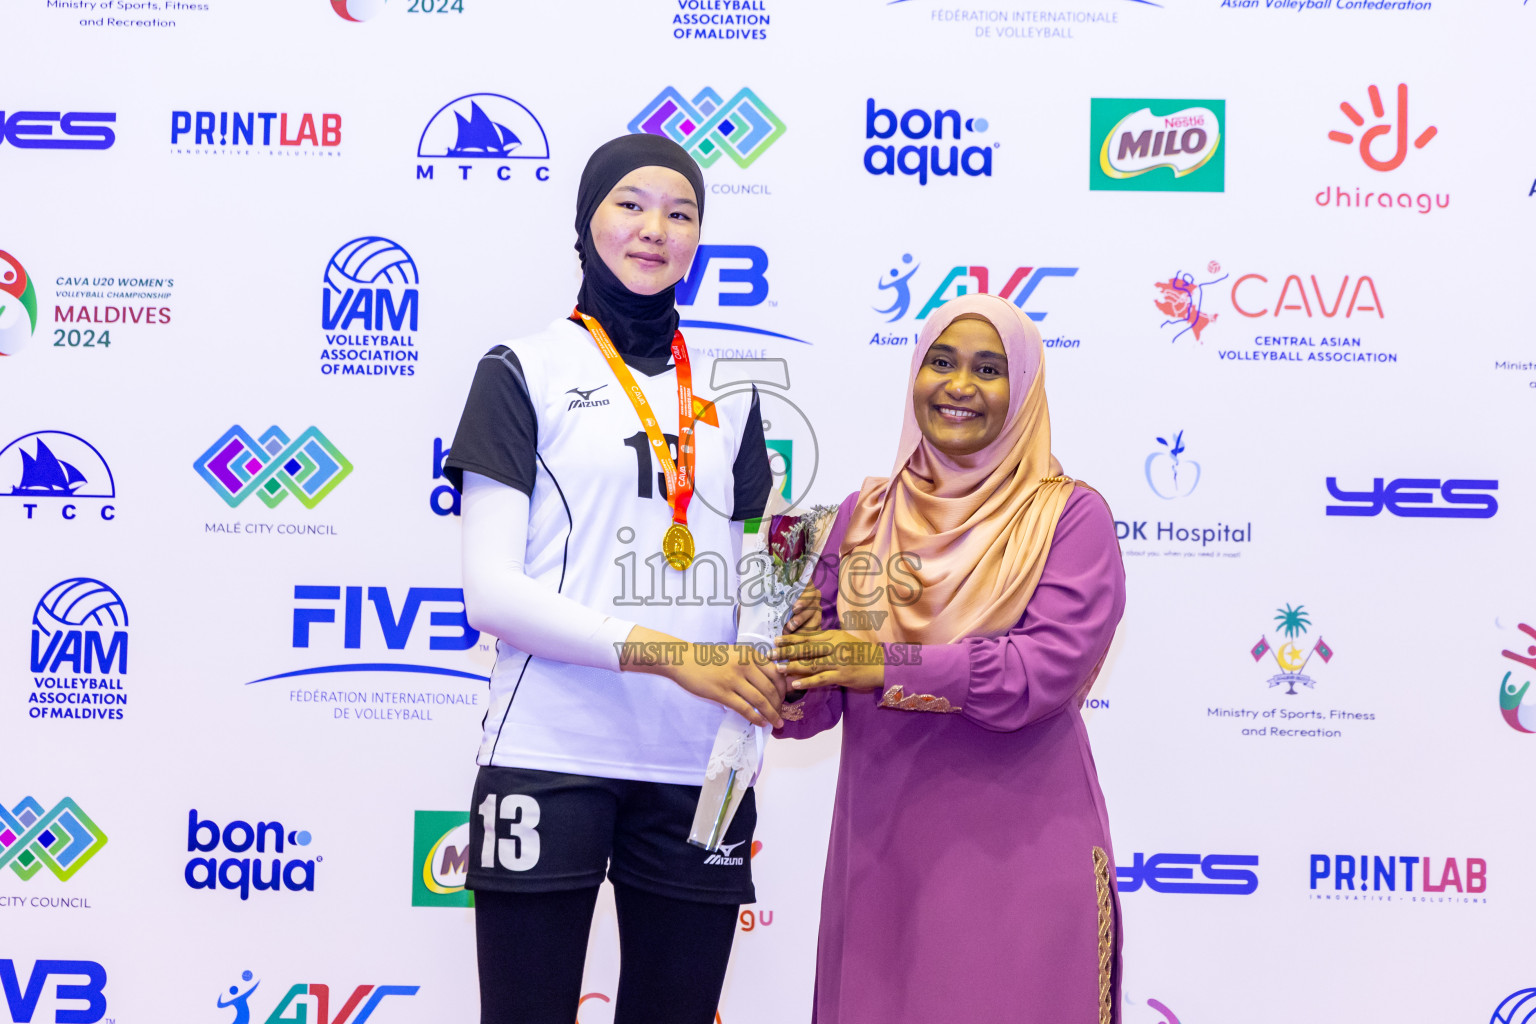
[773,293,1127,1023]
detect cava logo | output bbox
[416,93,550,182]
[629,87,785,169]
[1154,264,1226,343]
[321,237,420,377]
[1250,603,1333,695]
[1500,621,1536,735]
[1146,431,1198,499]
[29,579,129,722]
[194,426,352,509]
[0,431,117,522]
[1090,99,1224,192]
[1,797,107,881]
[0,248,38,355]
[411,811,472,907]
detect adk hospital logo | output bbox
[28,578,130,722]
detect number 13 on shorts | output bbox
[478,793,542,871]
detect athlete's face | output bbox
[589,166,700,296]
[912,317,1011,457]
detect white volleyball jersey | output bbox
[446,317,769,785]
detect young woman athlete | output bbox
[444,134,783,1024]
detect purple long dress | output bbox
[776,487,1127,1024]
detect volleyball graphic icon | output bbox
[1493,989,1536,1024]
[0,249,39,357]
[332,0,387,21]
[33,578,130,638]
[324,237,419,292]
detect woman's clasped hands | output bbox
[773,583,887,694]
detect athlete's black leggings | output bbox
[475,883,739,1024]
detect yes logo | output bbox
[412,810,472,907]
[1324,478,1497,519]
[1117,852,1259,895]
[1329,84,1436,172]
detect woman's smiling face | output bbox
[912,316,1011,458]
[588,165,700,295]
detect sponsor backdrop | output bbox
[1,1,1532,1022]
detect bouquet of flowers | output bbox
[687,503,840,851]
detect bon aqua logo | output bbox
[1499,620,1536,734]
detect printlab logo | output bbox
[1317,84,1448,214]
[1325,477,1497,519]
[675,244,809,346]
[629,87,785,169]
[0,110,116,151]
[185,810,318,900]
[872,255,1078,347]
[216,970,418,1023]
[412,810,472,907]
[0,431,117,522]
[1309,852,1486,902]
[1250,603,1333,694]
[194,426,353,509]
[416,93,551,182]
[321,236,420,377]
[1,796,107,881]
[864,99,995,185]
[1499,620,1536,734]
[1117,852,1260,895]
[1090,99,1224,192]
[0,960,108,1024]
[1145,431,1198,499]
[169,109,341,156]
[1493,989,1536,1024]
[0,248,38,355]
[30,578,130,722]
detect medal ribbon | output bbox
[574,309,695,529]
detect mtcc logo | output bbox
[1146,431,1198,499]
[864,99,994,184]
[1500,621,1536,735]
[0,248,38,355]
[194,426,353,509]
[1090,99,1224,193]
[630,87,785,169]
[1330,84,1436,172]
[876,254,1075,323]
[1250,603,1333,695]
[1,796,108,881]
[216,970,418,1024]
[0,431,117,521]
[416,93,550,182]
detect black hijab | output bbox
[574,134,706,360]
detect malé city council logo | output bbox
[630,87,785,169]
[0,249,39,357]
[0,796,108,881]
[194,426,353,509]
[1090,99,1225,193]
[1499,621,1536,734]
[1250,603,1334,694]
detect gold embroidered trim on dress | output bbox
[1040,474,1074,485]
[779,701,805,722]
[877,686,961,713]
[1093,846,1114,1024]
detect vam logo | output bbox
[1,796,108,881]
[194,426,353,509]
[1249,603,1333,695]
[0,431,116,522]
[29,579,129,722]
[1146,431,1198,499]
[0,960,107,1024]
[1500,621,1536,734]
[864,99,993,185]
[412,810,472,907]
[416,93,550,182]
[1090,99,1224,192]
[630,87,785,169]
[321,237,420,377]
[0,248,38,355]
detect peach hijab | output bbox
[837,293,1076,646]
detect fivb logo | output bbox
[185,810,318,900]
[0,248,39,356]
[630,87,785,169]
[864,100,994,185]
[0,960,107,1024]
[194,426,353,509]
[1,797,108,882]
[675,245,809,344]
[875,254,1076,323]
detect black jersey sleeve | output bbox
[443,346,538,496]
[731,387,772,522]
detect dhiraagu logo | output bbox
[1090,99,1225,192]
[412,810,472,907]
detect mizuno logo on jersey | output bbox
[566,384,610,410]
[703,840,746,866]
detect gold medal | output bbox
[663,522,695,570]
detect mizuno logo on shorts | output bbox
[703,840,746,866]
